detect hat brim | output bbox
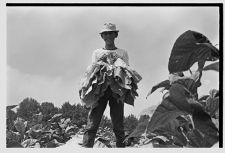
[99,30,119,34]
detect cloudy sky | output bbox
[7,5,219,117]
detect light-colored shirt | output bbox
[91,48,129,66]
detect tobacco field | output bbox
[6,30,220,148]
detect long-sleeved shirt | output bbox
[91,48,129,66]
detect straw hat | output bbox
[99,23,119,34]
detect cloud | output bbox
[7,7,96,78]
[7,7,219,78]
[7,65,81,107]
[6,6,219,117]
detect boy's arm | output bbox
[91,50,98,64]
[124,50,129,66]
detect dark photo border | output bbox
[6,2,223,148]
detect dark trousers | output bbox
[82,87,125,148]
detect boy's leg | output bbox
[82,96,108,147]
[109,96,125,148]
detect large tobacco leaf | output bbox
[167,83,193,114]
[79,60,142,108]
[127,119,149,139]
[191,103,219,147]
[186,129,205,147]
[146,79,171,98]
[146,95,187,134]
[147,110,187,135]
[205,97,219,117]
[203,62,219,72]
[199,89,219,118]
[168,30,219,73]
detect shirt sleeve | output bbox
[91,50,97,64]
[124,50,129,66]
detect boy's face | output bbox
[101,31,117,44]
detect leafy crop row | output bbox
[7,112,80,148]
[6,100,139,148]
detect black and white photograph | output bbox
[4,2,222,149]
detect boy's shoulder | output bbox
[116,48,127,52]
[116,48,128,56]
[93,48,104,53]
